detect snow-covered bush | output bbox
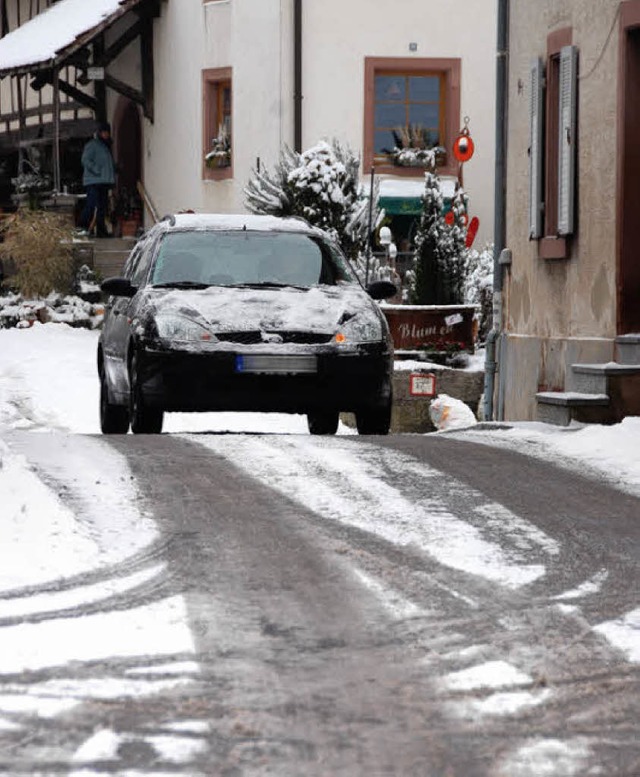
[464,243,494,342]
[411,172,468,305]
[244,140,376,262]
[0,209,75,297]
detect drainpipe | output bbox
[483,0,509,422]
[293,0,302,152]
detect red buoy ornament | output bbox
[453,131,475,163]
[453,118,475,163]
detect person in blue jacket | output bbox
[79,121,116,237]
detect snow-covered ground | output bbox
[2,322,638,485]
[1,322,639,774]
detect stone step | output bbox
[616,334,640,365]
[93,237,138,251]
[536,391,610,426]
[92,237,135,279]
[570,362,640,394]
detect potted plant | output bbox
[387,125,446,170]
[205,123,231,169]
[113,188,142,237]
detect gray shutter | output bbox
[558,45,578,236]
[529,58,544,239]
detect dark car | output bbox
[98,213,396,435]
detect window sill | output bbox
[538,236,568,259]
[373,161,456,178]
[203,166,233,181]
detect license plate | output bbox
[235,354,317,374]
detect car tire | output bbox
[355,400,392,435]
[100,370,129,434]
[307,410,339,435]
[129,352,164,434]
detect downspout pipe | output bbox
[293,0,302,152]
[483,0,509,422]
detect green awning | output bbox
[378,196,423,216]
[378,194,453,216]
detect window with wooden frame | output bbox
[529,29,578,258]
[202,67,232,180]
[364,57,460,176]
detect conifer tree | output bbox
[244,140,375,261]
[411,173,468,304]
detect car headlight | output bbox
[333,314,383,344]
[154,313,214,342]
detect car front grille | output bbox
[214,330,333,345]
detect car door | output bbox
[115,237,158,393]
[102,244,145,395]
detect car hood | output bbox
[147,284,382,336]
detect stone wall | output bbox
[343,365,485,433]
[391,366,484,433]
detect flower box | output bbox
[382,304,477,355]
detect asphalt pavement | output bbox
[2,430,639,776]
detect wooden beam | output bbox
[1,0,8,37]
[29,69,97,112]
[57,77,97,112]
[0,117,96,150]
[104,73,145,107]
[52,67,61,191]
[140,11,154,121]
[0,100,85,124]
[30,69,53,91]
[101,20,142,65]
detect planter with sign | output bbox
[382,303,477,363]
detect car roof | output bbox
[155,213,325,237]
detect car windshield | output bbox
[150,230,356,288]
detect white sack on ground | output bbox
[430,394,478,431]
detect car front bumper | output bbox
[136,342,393,414]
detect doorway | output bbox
[619,22,640,333]
[113,98,143,233]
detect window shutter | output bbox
[558,45,578,236]
[529,58,544,239]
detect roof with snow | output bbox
[0,0,143,76]
[158,213,324,235]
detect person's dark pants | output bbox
[80,184,110,236]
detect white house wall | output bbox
[144,0,212,215]
[303,0,497,248]
[144,0,496,247]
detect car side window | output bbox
[123,245,143,280]
[130,240,156,287]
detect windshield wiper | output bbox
[227,282,308,290]
[152,281,210,289]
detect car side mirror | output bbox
[366,280,397,300]
[101,277,137,298]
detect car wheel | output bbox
[355,400,392,435]
[129,352,164,434]
[307,410,339,435]
[100,370,129,434]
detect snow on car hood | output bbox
[150,283,382,337]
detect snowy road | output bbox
[1,325,640,775]
[1,429,639,776]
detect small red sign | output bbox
[465,216,480,248]
[409,373,437,397]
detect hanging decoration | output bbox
[453,116,475,163]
